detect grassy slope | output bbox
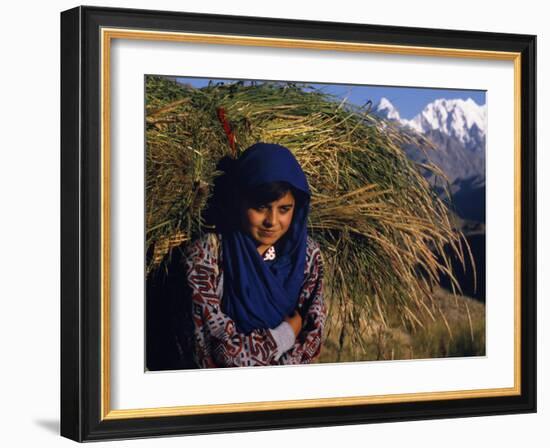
[318,287,485,363]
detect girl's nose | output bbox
[263,209,275,227]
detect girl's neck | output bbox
[256,244,270,256]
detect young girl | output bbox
[183,142,326,368]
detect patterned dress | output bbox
[183,233,326,368]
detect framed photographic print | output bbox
[60,5,536,442]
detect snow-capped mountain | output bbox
[374,97,402,121]
[375,97,486,150]
[404,98,486,152]
[374,97,487,223]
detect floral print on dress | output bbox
[263,245,276,261]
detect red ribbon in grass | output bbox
[216,107,237,157]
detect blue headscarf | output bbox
[221,143,310,334]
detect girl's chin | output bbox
[257,237,276,246]
[254,233,279,246]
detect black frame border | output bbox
[60,5,537,442]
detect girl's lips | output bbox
[258,229,277,236]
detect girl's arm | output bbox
[278,240,327,365]
[184,236,295,368]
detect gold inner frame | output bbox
[100,27,522,420]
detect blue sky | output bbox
[175,76,486,120]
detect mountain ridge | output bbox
[374,96,486,223]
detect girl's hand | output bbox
[284,312,303,337]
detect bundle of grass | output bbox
[145,76,473,359]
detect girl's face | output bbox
[242,190,295,255]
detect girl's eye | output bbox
[279,206,292,214]
[254,205,268,211]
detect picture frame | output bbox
[60,5,536,442]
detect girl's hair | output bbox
[239,181,294,208]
